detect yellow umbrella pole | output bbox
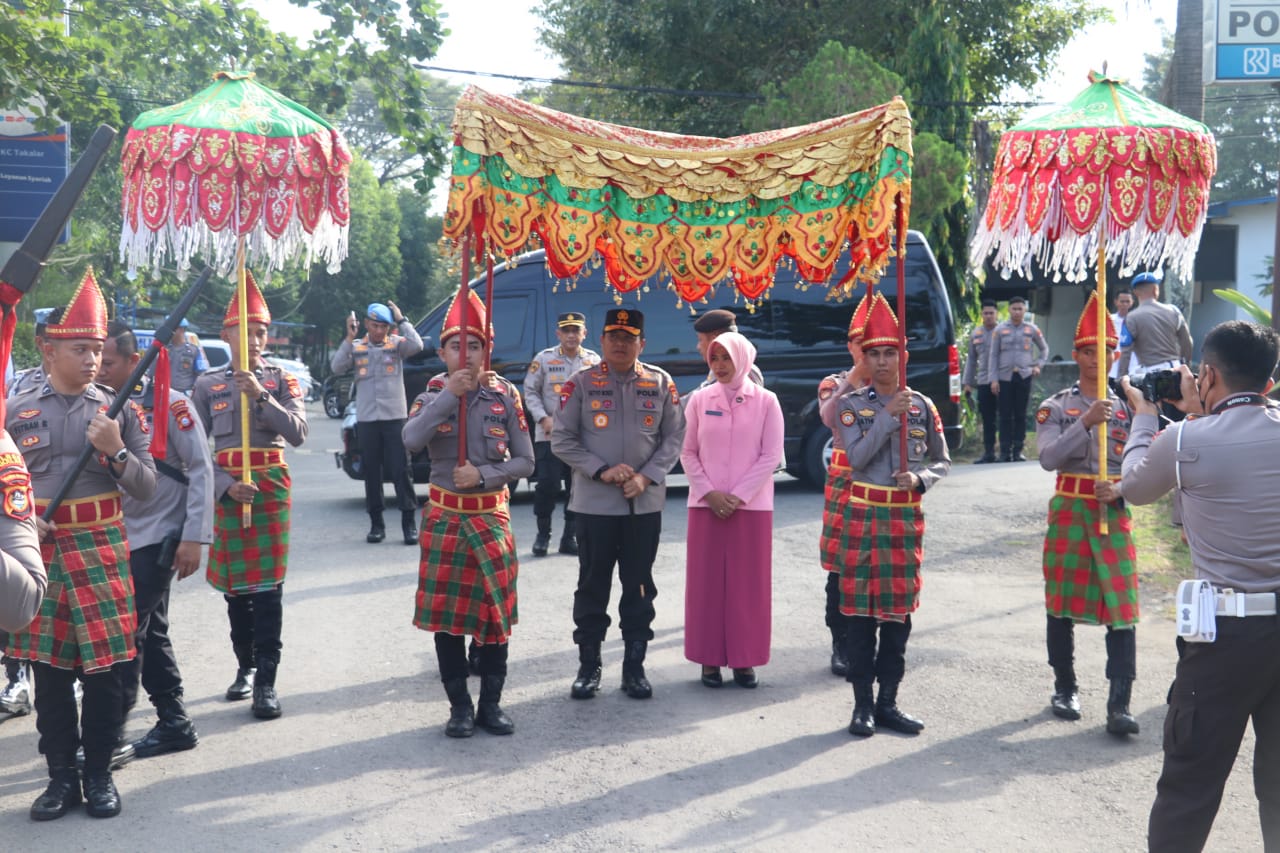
[237,243,252,529]
[1096,241,1109,535]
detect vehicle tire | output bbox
[324,390,342,419]
[802,427,833,490]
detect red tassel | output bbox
[0,305,16,428]
[151,341,170,461]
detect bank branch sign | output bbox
[1207,1,1280,83]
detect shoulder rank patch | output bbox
[669,382,679,405]
[1,474,32,521]
[559,380,576,410]
[131,401,150,434]
[171,398,195,431]
[285,375,302,399]
[427,377,446,392]
[1035,406,1051,424]
[528,362,539,373]
[409,398,425,417]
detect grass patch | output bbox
[1130,493,1193,599]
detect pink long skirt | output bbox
[684,507,772,668]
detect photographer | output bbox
[1115,320,1280,851]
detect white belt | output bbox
[1130,359,1181,377]
[1215,589,1278,617]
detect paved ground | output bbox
[0,405,1264,851]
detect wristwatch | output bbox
[258,389,270,403]
[111,447,128,464]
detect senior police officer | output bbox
[1115,271,1192,379]
[331,300,424,544]
[986,295,1049,462]
[552,308,686,700]
[97,321,214,759]
[1114,320,1280,852]
[524,312,599,557]
[963,299,1001,463]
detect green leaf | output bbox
[1212,288,1272,325]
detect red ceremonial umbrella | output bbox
[119,70,352,524]
[970,71,1216,525]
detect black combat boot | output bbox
[366,511,386,543]
[620,640,652,699]
[132,690,199,757]
[81,767,121,818]
[251,659,281,720]
[874,681,924,734]
[476,675,515,735]
[401,510,418,545]
[829,628,849,677]
[1050,665,1082,721]
[532,516,551,557]
[225,644,256,701]
[558,532,578,556]
[1106,678,1140,736]
[442,677,475,738]
[570,642,602,699]
[29,754,80,821]
[848,683,876,737]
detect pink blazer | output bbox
[681,379,784,511]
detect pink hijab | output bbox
[706,331,757,405]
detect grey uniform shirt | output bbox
[191,364,309,498]
[524,345,600,440]
[402,373,534,491]
[330,322,424,422]
[123,384,215,549]
[986,320,1048,381]
[552,360,686,515]
[1117,299,1192,375]
[818,370,857,452]
[962,325,997,386]
[7,367,44,399]
[1035,384,1130,476]
[1121,396,1280,594]
[167,338,203,394]
[7,381,157,503]
[0,429,46,632]
[835,386,951,490]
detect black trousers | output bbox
[844,615,911,686]
[997,373,1033,456]
[572,512,660,645]
[824,572,849,635]
[977,384,999,455]
[1148,617,1280,852]
[121,542,184,717]
[532,442,574,532]
[32,662,124,770]
[225,584,284,666]
[434,634,508,682]
[358,419,416,515]
[1046,615,1137,680]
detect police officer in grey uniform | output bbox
[524,312,599,557]
[1113,320,1280,852]
[986,295,1048,461]
[164,320,206,395]
[552,309,686,700]
[1115,271,1192,378]
[331,301,423,544]
[0,432,44,633]
[963,299,1000,463]
[97,321,214,759]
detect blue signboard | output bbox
[1207,1,1280,84]
[0,113,70,244]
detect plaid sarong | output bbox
[1042,494,1139,627]
[208,463,291,595]
[837,501,924,620]
[819,464,851,573]
[8,520,134,673]
[414,502,518,643]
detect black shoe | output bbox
[1106,678,1140,736]
[700,666,723,688]
[132,719,199,758]
[476,675,514,735]
[874,682,924,734]
[829,635,849,677]
[849,684,875,737]
[443,678,475,738]
[571,662,602,699]
[620,641,652,699]
[732,668,758,688]
[974,453,998,464]
[532,532,550,557]
[82,772,121,818]
[558,535,578,556]
[75,742,135,772]
[366,524,386,544]
[225,667,255,701]
[1011,450,1027,462]
[402,511,418,545]
[251,659,281,719]
[29,761,79,821]
[1051,688,1082,721]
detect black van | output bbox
[338,230,961,488]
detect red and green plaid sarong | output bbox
[8,520,133,673]
[208,464,291,595]
[837,502,924,620]
[415,503,518,643]
[819,463,852,573]
[1043,495,1139,627]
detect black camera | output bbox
[1140,369,1183,403]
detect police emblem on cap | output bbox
[617,310,628,323]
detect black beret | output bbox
[693,309,737,334]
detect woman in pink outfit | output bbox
[681,331,784,688]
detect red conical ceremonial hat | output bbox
[223,270,271,328]
[848,291,872,342]
[46,267,109,340]
[440,288,490,344]
[859,292,901,350]
[1074,290,1118,349]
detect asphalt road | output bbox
[0,404,1263,851]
